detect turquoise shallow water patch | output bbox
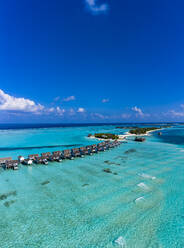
[0,125,184,247]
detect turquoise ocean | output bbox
[0,124,184,248]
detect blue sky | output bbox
[0,0,184,123]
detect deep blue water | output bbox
[0,122,176,130]
[156,126,184,145]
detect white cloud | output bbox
[47,107,55,113]
[121,113,131,119]
[131,106,144,116]
[63,96,76,102]
[0,89,44,113]
[85,0,108,15]
[131,106,150,118]
[56,106,65,116]
[102,98,109,103]
[69,108,75,116]
[92,113,106,119]
[77,107,85,113]
[165,106,184,118]
[54,96,60,102]
[169,110,184,117]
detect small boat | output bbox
[134,137,146,142]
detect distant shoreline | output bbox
[89,128,164,141]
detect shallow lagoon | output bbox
[0,125,184,247]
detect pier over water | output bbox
[0,141,121,171]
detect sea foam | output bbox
[114,236,127,247]
[139,173,156,180]
[135,196,145,203]
[137,182,149,190]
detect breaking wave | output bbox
[135,196,145,203]
[137,182,149,190]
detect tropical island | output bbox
[129,127,160,135]
[88,124,173,143]
[88,133,119,140]
[94,133,119,140]
[89,126,169,141]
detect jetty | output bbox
[0,140,122,171]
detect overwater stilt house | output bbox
[91,144,98,153]
[49,151,62,162]
[63,149,74,160]
[86,145,94,155]
[5,160,19,170]
[97,143,105,152]
[35,156,48,165]
[41,152,51,158]
[28,154,39,162]
[72,148,82,157]
[80,147,90,156]
[0,157,12,167]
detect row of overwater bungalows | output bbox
[0,141,121,170]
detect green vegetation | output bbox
[129,127,160,135]
[94,133,119,140]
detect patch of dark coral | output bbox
[41,180,50,186]
[82,184,89,187]
[124,149,136,154]
[0,191,17,201]
[104,160,120,166]
[4,200,16,208]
